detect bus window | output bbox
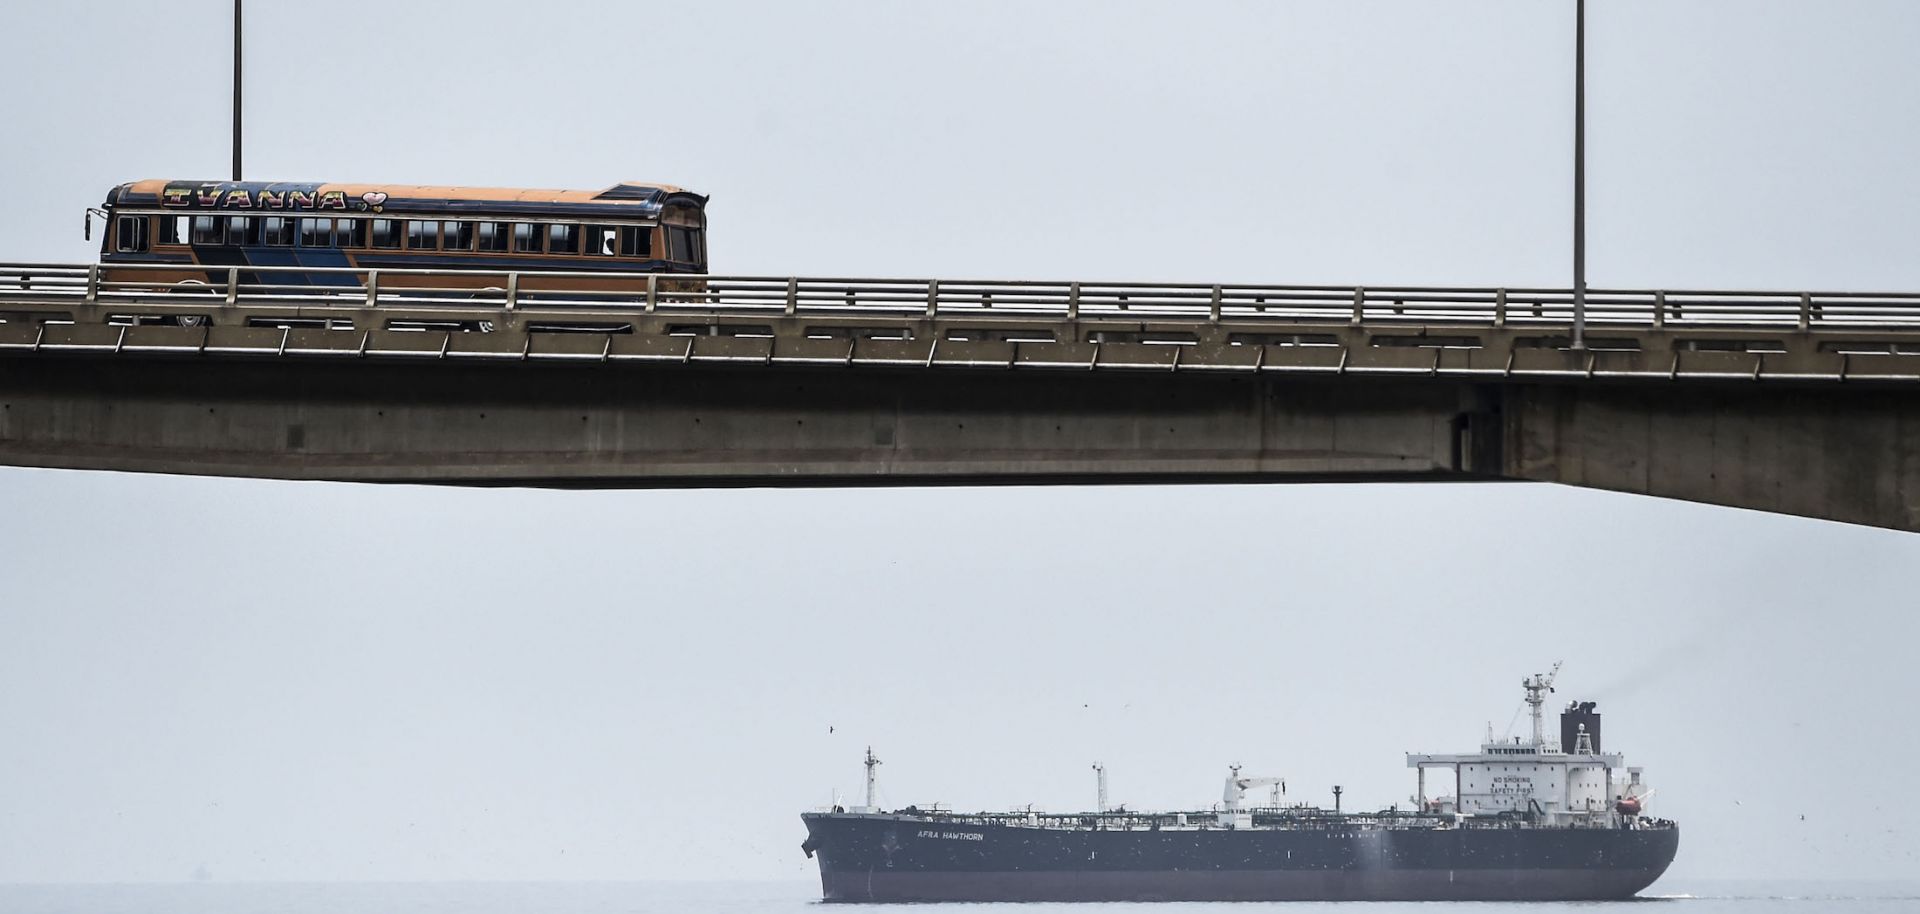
[667,226,696,263]
[591,225,618,256]
[406,220,439,250]
[224,216,257,246]
[476,222,508,252]
[340,218,368,248]
[513,223,544,253]
[191,215,219,245]
[261,216,293,246]
[161,216,190,246]
[299,217,333,247]
[620,226,652,258]
[443,221,475,252]
[371,218,402,249]
[115,216,149,253]
[547,223,581,255]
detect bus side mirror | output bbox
[84,207,107,242]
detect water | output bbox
[0,880,1916,914]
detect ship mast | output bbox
[863,747,882,810]
[1522,661,1563,747]
[1093,763,1109,814]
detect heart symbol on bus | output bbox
[361,191,389,212]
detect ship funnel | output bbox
[1560,701,1601,754]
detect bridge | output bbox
[4,262,1920,530]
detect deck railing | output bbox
[4,261,1920,330]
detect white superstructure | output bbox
[1407,669,1654,826]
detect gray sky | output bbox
[3,0,1919,886]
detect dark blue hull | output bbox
[800,812,1678,902]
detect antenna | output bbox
[863,747,882,810]
[1523,662,1564,747]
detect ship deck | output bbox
[807,808,1677,833]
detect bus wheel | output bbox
[168,280,213,327]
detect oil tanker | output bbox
[800,670,1677,902]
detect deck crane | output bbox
[1522,661,1564,748]
[1222,764,1287,813]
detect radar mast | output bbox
[1522,661,1563,748]
[863,747,882,810]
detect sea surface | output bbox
[0,880,1915,914]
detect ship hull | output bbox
[802,813,1678,903]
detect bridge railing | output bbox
[6,261,1920,329]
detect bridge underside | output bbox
[2,355,1916,530]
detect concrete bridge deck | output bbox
[4,263,1919,530]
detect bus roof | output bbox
[107,180,707,220]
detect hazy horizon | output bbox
[4,0,1919,888]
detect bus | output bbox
[91,179,709,308]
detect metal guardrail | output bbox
[2,261,1919,325]
[5,262,1920,381]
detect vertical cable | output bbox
[232,0,243,181]
[1572,0,1587,350]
